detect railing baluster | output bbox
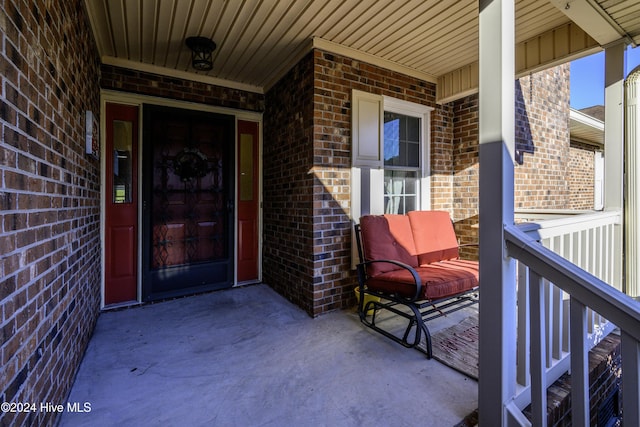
[517,261,530,387]
[530,270,547,427]
[621,330,640,427]
[604,224,609,280]
[571,230,579,266]
[590,228,596,276]
[552,284,562,360]
[584,228,591,273]
[562,298,569,352]
[544,278,552,368]
[569,297,589,427]
[596,226,603,279]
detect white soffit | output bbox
[84,0,639,97]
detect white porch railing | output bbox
[501,211,640,426]
[514,210,622,388]
[515,210,623,292]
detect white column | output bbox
[604,43,626,210]
[626,68,640,297]
[604,43,626,292]
[478,0,517,425]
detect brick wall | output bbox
[515,65,572,210]
[569,141,597,210]
[264,50,449,316]
[1,1,101,426]
[263,52,316,315]
[100,66,264,112]
[432,103,455,211]
[449,64,578,256]
[452,95,479,258]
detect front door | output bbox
[142,105,235,301]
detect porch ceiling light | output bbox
[186,36,216,71]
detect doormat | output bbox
[431,313,479,380]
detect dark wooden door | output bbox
[142,105,234,301]
[104,103,138,305]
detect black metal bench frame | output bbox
[354,223,479,358]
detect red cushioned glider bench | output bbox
[354,211,479,358]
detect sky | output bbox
[570,45,640,109]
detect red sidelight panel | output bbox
[104,103,138,304]
[237,120,259,282]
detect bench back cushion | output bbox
[408,210,459,265]
[359,214,419,277]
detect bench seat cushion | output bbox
[365,259,479,300]
[359,214,419,277]
[407,210,459,265]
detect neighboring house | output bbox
[1,1,638,426]
[569,105,605,210]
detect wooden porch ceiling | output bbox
[84,0,640,98]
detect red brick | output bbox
[1,1,102,425]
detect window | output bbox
[383,112,421,214]
[351,90,432,218]
[112,120,134,203]
[382,97,431,214]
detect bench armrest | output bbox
[459,243,479,248]
[356,259,422,302]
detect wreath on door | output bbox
[173,148,209,182]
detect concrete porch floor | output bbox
[59,284,478,427]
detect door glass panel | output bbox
[240,134,254,201]
[112,120,133,203]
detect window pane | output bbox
[384,112,420,168]
[407,142,419,167]
[399,117,406,140]
[407,116,420,141]
[384,113,400,165]
[113,120,133,203]
[384,170,418,215]
[404,174,417,194]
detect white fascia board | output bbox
[549,0,628,46]
[570,108,605,131]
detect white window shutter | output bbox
[352,90,383,168]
